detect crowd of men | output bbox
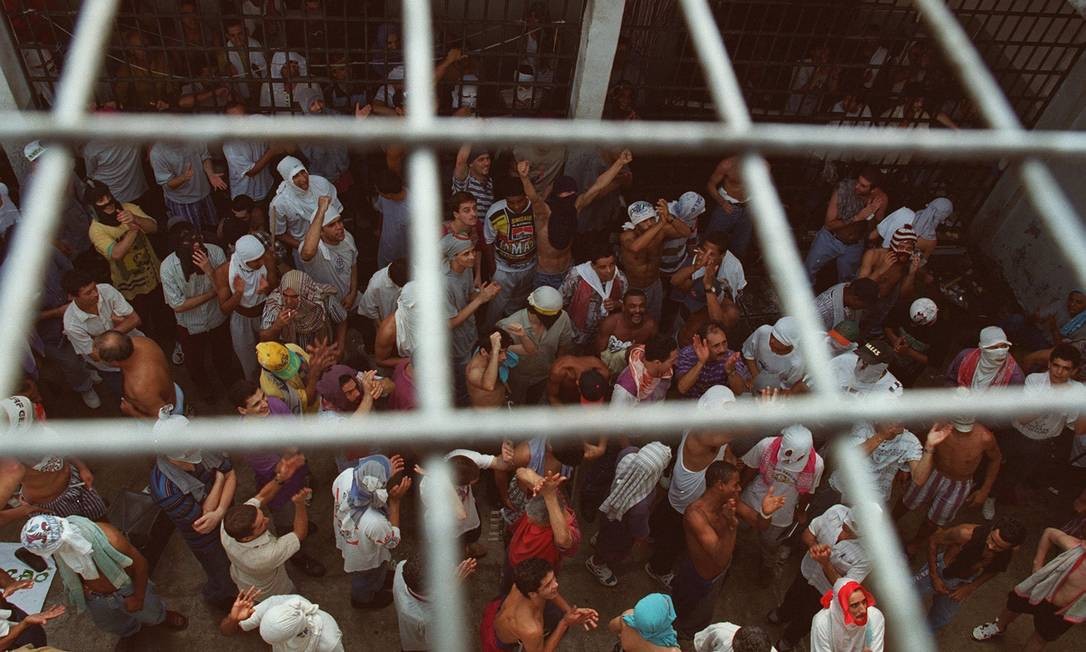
[2,3,1086,652]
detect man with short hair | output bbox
[20,515,187,644]
[149,141,225,229]
[560,242,627,346]
[768,504,876,651]
[675,461,785,638]
[547,355,611,405]
[675,321,751,399]
[620,199,692,323]
[669,232,745,335]
[596,289,658,375]
[300,196,359,313]
[693,623,775,652]
[394,552,478,651]
[812,277,879,331]
[804,166,889,284]
[61,271,144,395]
[223,18,267,102]
[483,171,545,331]
[987,344,1084,519]
[896,416,1002,554]
[358,257,408,324]
[149,415,238,610]
[483,558,599,651]
[611,335,677,406]
[452,145,493,222]
[221,461,313,600]
[93,331,179,418]
[498,286,575,405]
[914,517,1025,630]
[444,191,483,286]
[971,527,1086,650]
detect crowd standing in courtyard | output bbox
[2,3,1086,652]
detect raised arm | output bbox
[576,149,633,211]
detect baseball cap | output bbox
[978,326,1011,348]
[24,140,45,162]
[527,286,562,316]
[578,370,607,404]
[256,342,301,380]
[626,201,656,224]
[909,298,938,325]
[857,339,892,365]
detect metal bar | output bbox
[4,112,1086,160]
[913,0,1086,298]
[9,384,1086,458]
[420,457,467,652]
[567,0,625,119]
[0,0,120,401]
[678,0,750,127]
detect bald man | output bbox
[93,330,179,418]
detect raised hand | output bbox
[617,149,633,166]
[692,334,710,363]
[193,248,213,275]
[389,454,406,477]
[504,322,525,339]
[355,102,372,119]
[761,485,786,516]
[275,452,306,480]
[291,487,312,506]
[457,557,478,580]
[229,586,260,622]
[926,423,952,449]
[317,195,332,211]
[757,387,781,403]
[2,579,34,598]
[539,471,566,496]
[501,439,515,464]
[388,475,412,500]
[24,604,65,625]
[479,282,501,302]
[516,160,531,178]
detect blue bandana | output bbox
[499,350,520,384]
[622,593,678,647]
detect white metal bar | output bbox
[9,385,1086,458]
[420,457,467,652]
[1,113,1082,160]
[0,0,120,400]
[568,0,626,119]
[913,0,1086,292]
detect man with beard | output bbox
[161,222,239,397]
[804,167,889,284]
[596,289,658,376]
[535,151,633,289]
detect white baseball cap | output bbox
[909,297,938,325]
[23,141,45,162]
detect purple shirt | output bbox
[243,398,307,510]
[674,344,751,398]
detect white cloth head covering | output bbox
[21,515,98,579]
[527,286,563,315]
[777,424,813,471]
[693,622,779,652]
[622,201,657,231]
[271,157,344,229]
[394,281,419,357]
[277,156,308,187]
[228,235,268,309]
[911,197,953,240]
[259,597,326,651]
[821,577,875,652]
[974,326,1011,388]
[667,192,706,226]
[598,442,672,521]
[875,206,915,248]
[770,316,800,348]
[387,65,405,81]
[697,385,736,410]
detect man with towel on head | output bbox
[609,593,681,651]
[300,195,359,316]
[221,588,344,651]
[269,156,343,266]
[741,316,808,394]
[20,514,188,643]
[215,233,278,380]
[946,326,1025,390]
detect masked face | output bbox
[980,345,1009,364]
[853,359,887,384]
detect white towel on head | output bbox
[394,281,419,357]
[228,235,268,308]
[599,442,672,521]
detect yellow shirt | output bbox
[88,203,160,300]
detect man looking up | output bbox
[596,289,658,376]
[620,199,692,323]
[804,166,888,284]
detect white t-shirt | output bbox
[239,594,344,652]
[741,325,806,389]
[1012,373,1082,440]
[393,560,430,651]
[810,605,885,652]
[693,622,753,652]
[418,449,496,536]
[62,283,146,371]
[221,497,300,600]
[828,352,903,398]
[691,251,747,302]
[829,423,922,503]
[800,505,871,595]
[740,438,824,528]
[331,468,401,573]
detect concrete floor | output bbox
[6,360,1085,650]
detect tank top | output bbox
[668,431,727,514]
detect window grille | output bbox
[1,1,1085,651]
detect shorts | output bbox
[25,466,108,521]
[903,468,972,526]
[1005,592,1075,642]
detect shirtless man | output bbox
[972,527,1086,651]
[619,199,692,323]
[1,395,107,527]
[608,594,681,651]
[595,290,658,375]
[534,151,634,289]
[546,355,611,405]
[93,330,178,418]
[804,166,889,285]
[21,515,188,642]
[673,461,784,637]
[895,417,1002,554]
[705,155,755,261]
[857,224,919,299]
[485,557,598,652]
[467,329,514,409]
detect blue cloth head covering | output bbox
[348,455,392,522]
[499,350,520,384]
[1059,289,1086,338]
[621,593,678,647]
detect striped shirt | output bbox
[150,456,234,551]
[160,244,228,334]
[452,173,493,224]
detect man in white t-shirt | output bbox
[694,622,777,651]
[987,344,1084,519]
[393,552,478,651]
[741,316,807,393]
[825,340,903,398]
[418,448,513,558]
[741,425,824,578]
[221,455,311,601]
[827,421,929,505]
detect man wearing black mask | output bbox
[160,222,240,397]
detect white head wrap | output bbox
[667,192,706,227]
[911,197,953,240]
[21,515,98,579]
[394,281,419,357]
[770,316,800,348]
[228,235,268,309]
[697,385,736,410]
[776,424,813,471]
[622,200,657,231]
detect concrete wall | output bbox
[971,51,1086,313]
